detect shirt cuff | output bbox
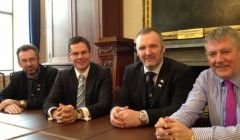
[192,127,213,140]
[80,107,91,121]
[47,107,57,121]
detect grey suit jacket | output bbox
[43,62,113,119]
[114,57,195,125]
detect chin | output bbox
[145,65,155,70]
[27,70,36,75]
[215,72,233,80]
[77,66,88,71]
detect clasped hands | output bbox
[52,103,78,123]
[155,117,193,140]
[110,106,141,128]
[0,99,23,114]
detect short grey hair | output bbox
[205,26,240,49]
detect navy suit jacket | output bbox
[43,62,113,119]
[0,65,58,109]
[114,57,195,125]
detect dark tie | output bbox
[77,75,86,109]
[145,72,155,99]
[225,80,237,126]
[28,79,37,98]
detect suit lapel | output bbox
[137,65,148,108]
[150,58,169,107]
[85,63,96,105]
[69,67,79,106]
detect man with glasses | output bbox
[0,44,58,114]
[43,36,112,123]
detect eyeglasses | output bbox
[70,51,89,57]
[19,57,38,64]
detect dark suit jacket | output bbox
[114,57,195,125]
[43,62,113,119]
[0,65,58,109]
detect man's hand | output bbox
[155,117,173,139]
[155,117,193,140]
[3,104,23,114]
[0,99,21,110]
[110,106,128,128]
[52,104,78,123]
[118,108,141,128]
[110,106,142,128]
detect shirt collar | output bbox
[219,72,240,88]
[74,65,90,79]
[143,59,163,75]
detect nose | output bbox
[215,53,224,63]
[145,46,152,55]
[26,60,33,66]
[77,53,84,58]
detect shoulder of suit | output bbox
[10,71,24,79]
[125,61,142,69]
[164,57,191,69]
[120,61,143,75]
[59,67,72,74]
[90,62,110,71]
[40,65,58,74]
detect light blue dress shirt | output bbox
[171,68,240,140]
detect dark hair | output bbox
[135,27,163,43]
[16,44,39,60]
[205,26,240,49]
[68,36,91,52]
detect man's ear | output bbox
[162,45,165,53]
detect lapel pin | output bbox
[158,79,164,87]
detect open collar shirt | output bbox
[171,68,240,140]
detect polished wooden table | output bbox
[0,110,156,140]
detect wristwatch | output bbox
[20,100,26,108]
[139,110,147,125]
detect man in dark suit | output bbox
[43,36,112,123]
[0,44,58,114]
[110,28,195,128]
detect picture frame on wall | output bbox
[144,0,240,40]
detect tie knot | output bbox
[224,80,233,89]
[146,72,155,81]
[79,74,85,81]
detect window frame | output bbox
[0,0,14,72]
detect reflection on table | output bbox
[0,110,155,140]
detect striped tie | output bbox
[77,74,85,109]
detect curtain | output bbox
[29,0,40,50]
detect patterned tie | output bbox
[145,72,155,99]
[225,80,237,126]
[77,74,86,109]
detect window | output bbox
[0,0,13,71]
[0,0,29,73]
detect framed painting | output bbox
[144,0,240,40]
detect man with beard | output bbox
[43,36,112,123]
[0,44,58,114]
